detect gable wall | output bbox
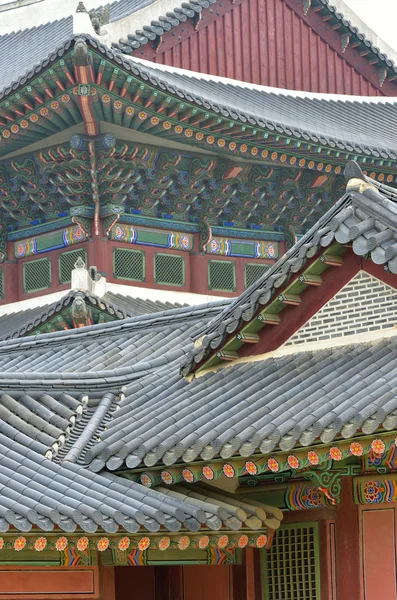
[152,0,382,95]
[286,271,397,346]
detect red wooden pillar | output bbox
[1,259,18,303]
[230,548,262,600]
[335,477,361,600]
[100,565,116,600]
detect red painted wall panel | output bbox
[0,566,98,599]
[362,509,396,600]
[183,565,230,599]
[153,0,381,96]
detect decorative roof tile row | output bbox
[318,0,397,73]
[112,0,217,53]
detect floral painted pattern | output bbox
[97,538,109,552]
[256,535,267,548]
[118,537,130,551]
[363,481,383,503]
[138,537,150,551]
[14,537,26,551]
[305,487,323,507]
[350,442,363,457]
[329,447,343,461]
[159,537,170,551]
[77,537,89,552]
[238,535,249,548]
[0,539,4,550]
[287,455,300,469]
[34,537,47,552]
[202,466,214,480]
[199,536,210,549]
[140,474,152,488]
[218,535,229,549]
[178,536,190,550]
[161,471,173,485]
[307,451,319,465]
[371,439,386,455]
[245,461,257,475]
[267,458,279,472]
[182,468,194,483]
[223,463,235,478]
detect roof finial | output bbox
[345,160,377,194]
[76,2,87,12]
[74,255,86,269]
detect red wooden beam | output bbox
[238,249,361,358]
[362,259,397,289]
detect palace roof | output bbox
[1,161,397,539]
[1,33,397,157]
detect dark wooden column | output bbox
[155,566,184,600]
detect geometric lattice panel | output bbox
[245,262,269,289]
[59,248,87,284]
[286,271,397,346]
[0,269,3,299]
[263,523,320,600]
[208,260,236,292]
[113,248,145,282]
[23,258,51,293]
[154,253,185,286]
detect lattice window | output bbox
[23,258,51,293]
[208,260,236,292]
[59,248,87,284]
[154,253,185,286]
[0,269,3,300]
[245,263,270,288]
[113,248,145,282]
[263,523,320,600]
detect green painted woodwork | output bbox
[262,523,321,600]
[113,248,145,282]
[0,268,3,299]
[154,253,185,287]
[199,242,348,371]
[245,263,270,288]
[208,260,236,292]
[23,258,51,293]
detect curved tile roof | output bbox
[182,162,397,373]
[88,331,397,470]
[0,422,279,533]
[2,35,397,160]
[0,289,187,340]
